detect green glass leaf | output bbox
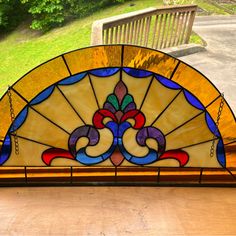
[107,94,119,110]
[121,94,133,111]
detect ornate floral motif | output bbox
[42,80,189,166]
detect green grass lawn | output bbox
[0,0,233,97]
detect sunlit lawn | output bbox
[0,0,232,96]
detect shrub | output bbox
[0,0,26,32]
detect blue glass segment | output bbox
[30,86,55,105]
[183,90,204,110]
[76,148,104,165]
[89,68,119,77]
[156,75,181,89]
[0,135,11,165]
[205,112,220,137]
[118,122,131,137]
[130,150,157,165]
[216,139,226,167]
[10,107,28,132]
[58,73,87,85]
[106,121,118,137]
[123,68,152,77]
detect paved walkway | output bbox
[181,15,236,114]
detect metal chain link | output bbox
[210,93,224,157]
[7,86,19,155]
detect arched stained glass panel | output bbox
[0,45,235,185]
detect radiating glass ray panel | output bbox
[122,71,153,108]
[141,78,180,125]
[58,75,98,124]
[146,159,181,167]
[32,87,84,133]
[3,136,49,166]
[165,113,215,150]
[171,62,220,107]
[13,57,70,102]
[64,46,122,75]
[90,71,120,108]
[50,158,81,166]
[15,108,69,149]
[123,46,179,78]
[0,90,27,144]
[153,91,203,135]
[182,140,222,168]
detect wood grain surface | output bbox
[0,187,235,235]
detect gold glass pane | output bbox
[207,97,236,145]
[0,90,27,146]
[165,113,215,150]
[16,108,69,149]
[122,71,153,108]
[3,136,48,166]
[32,87,84,133]
[171,62,220,107]
[13,57,70,102]
[64,45,122,75]
[123,45,179,78]
[58,75,98,125]
[153,91,202,135]
[141,78,180,125]
[90,71,120,108]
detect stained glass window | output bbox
[0,45,235,185]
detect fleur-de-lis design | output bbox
[42,80,189,167]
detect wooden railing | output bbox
[91,5,197,49]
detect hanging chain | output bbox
[210,93,224,157]
[7,86,20,155]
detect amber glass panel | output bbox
[0,90,27,147]
[207,97,236,145]
[153,91,202,135]
[33,87,84,133]
[64,45,122,75]
[116,167,158,183]
[91,72,120,108]
[13,57,70,102]
[123,46,179,78]
[141,78,180,125]
[201,169,236,184]
[16,108,69,149]
[0,167,25,183]
[26,167,71,183]
[122,72,153,108]
[171,62,220,107]
[72,167,115,182]
[165,113,215,150]
[225,142,236,168]
[159,168,201,183]
[4,136,48,166]
[58,75,98,125]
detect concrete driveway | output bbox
[181,15,236,114]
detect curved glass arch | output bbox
[0,45,235,185]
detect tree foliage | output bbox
[0,0,125,32]
[0,0,26,32]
